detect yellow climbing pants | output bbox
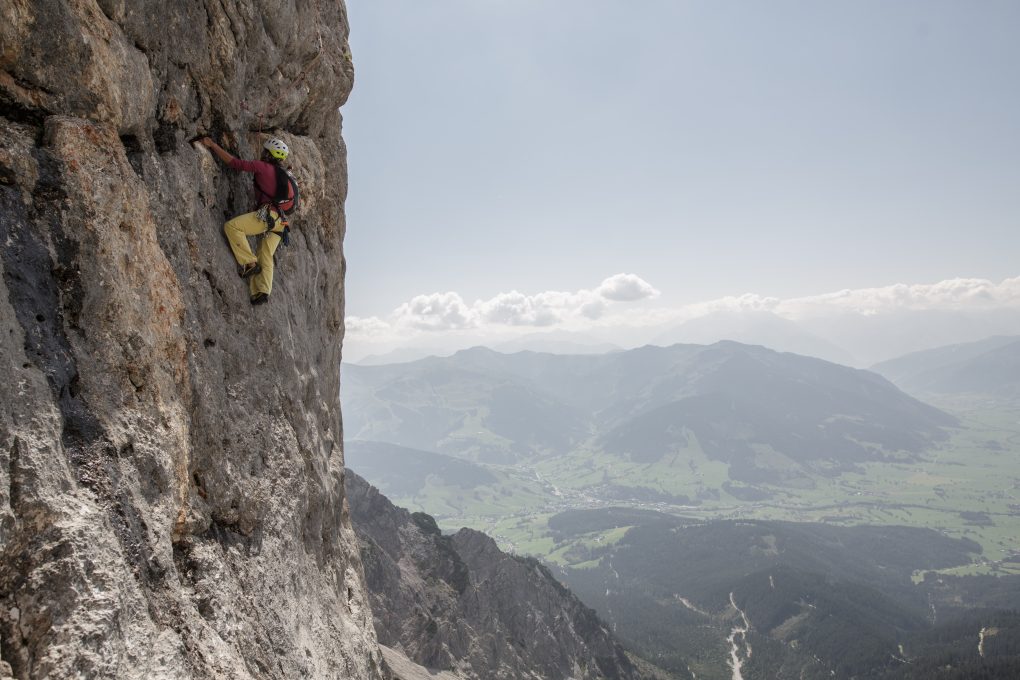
[224,210,283,297]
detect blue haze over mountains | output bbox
[343,342,953,474]
[349,306,1020,368]
[653,311,856,366]
[871,335,1020,398]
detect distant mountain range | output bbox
[654,308,1020,368]
[342,343,955,483]
[872,336,1020,398]
[353,330,621,366]
[353,346,453,366]
[492,331,621,356]
[344,440,497,497]
[653,311,856,366]
[341,339,1020,680]
[799,308,1020,367]
[350,307,1020,368]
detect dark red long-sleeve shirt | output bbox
[229,157,277,207]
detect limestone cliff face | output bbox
[347,472,652,680]
[0,2,383,678]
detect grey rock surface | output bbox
[379,646,463,680]
[347,472,653,680]
[0,1,383,678]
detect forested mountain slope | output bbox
[346,472,665,680]
[343,343,955,477]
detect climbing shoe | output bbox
[238,262,261,279]
[250,292,269,306]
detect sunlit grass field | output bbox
[370,395,1020,576]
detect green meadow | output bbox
[372,396,1020,576]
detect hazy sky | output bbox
[341,1,1020,356]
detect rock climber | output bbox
[198,136,294,305]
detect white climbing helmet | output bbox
[263,137,289,161]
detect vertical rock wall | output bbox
[0,1,382,678]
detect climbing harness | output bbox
[255,165,299,248]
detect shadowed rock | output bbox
[347,471,655,680]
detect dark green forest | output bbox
[555,511,1019,679]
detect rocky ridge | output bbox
[346,471,654,680]
[0,1,383,678]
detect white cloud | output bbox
[688,293,782,316]
[596,273,661,302]
[390,274,659,331]
[776,276,1020,317]
[344,274,1020,362]
[674,277,1020,320]
[477,291,560,326]
[346,273,661,343]
[579,298,608,319]
[393,292,475,331]
[345,315,392,336]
